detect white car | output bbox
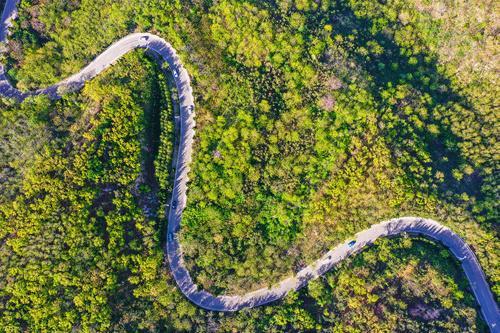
[172,69,179,78]
[140,36,149,46]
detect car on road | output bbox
[347,240,356,248]
[187,105,194,114]
[172,201,177,209]
[168,232,174,242]
[173,69,179,78]
[140,36,149,41]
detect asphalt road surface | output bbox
[1,0,498,331]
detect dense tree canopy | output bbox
[0,0,498,331]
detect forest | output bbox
[0,0,498,331]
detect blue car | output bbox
[347,240,356,248]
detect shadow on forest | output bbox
[248,0,485,212]
[338,7,491,212]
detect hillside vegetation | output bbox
[0,0,498,331]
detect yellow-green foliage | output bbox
[1,0,497,331]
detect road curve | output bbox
[1,0,499,331]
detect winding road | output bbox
[1,0,499,331]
